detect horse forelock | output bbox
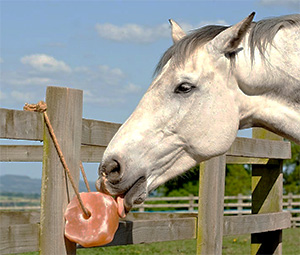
[154,25,228,76]
[154,14,300,76]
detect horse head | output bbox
[96,13,257,212]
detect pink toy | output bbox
[64,192,125,247]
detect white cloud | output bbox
[121,83,142,94]
[259,0,299,8]
[0,90,7,100]
[2,55,142,109]
[95,20,229,44]
[97,65,126,86]
[83,89,125,105]
[179,20,228,32]
[5,77,52,86]
[11,90,36,103]
[0,57,3,64]
[44,42,66,48]
[95,23,170,43]
[21,54,72,73]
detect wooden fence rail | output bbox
[1,194,299,225]
[0,86,293,255]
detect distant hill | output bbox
[0,175,97,194]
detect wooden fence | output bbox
[1,193,299,226]
[0,86,293,255]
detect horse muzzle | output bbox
[96,161,147,213]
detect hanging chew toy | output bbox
[24,101,126,247]
[64,192,125,247]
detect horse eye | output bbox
[174,83,195,94]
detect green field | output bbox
[19,228,299,255]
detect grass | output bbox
[18,228,299,255]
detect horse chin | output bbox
[123,176,147,213]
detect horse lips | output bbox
[64,192,126,247]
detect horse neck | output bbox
[235,28,300,102]
[235,31,300,144]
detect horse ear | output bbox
[209,12,255,55]
[169,19,186,43]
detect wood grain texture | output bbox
[0,211,291,254]
[0,109,291,160]
[81,118,121,146]
[0,211,40,227]
[197,155,226,255]
[40,87,82,255]
[107,217,197,246]
[223,212,291,236]
[226,137,291,159]
[251,128,284,255]
[0,108,121,146]
[0,108,43,141]
[0,145,105,162]
[0,145,43,162]
[0,223,39,255]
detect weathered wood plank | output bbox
[251,129,284,255]
[0,145,43,162]
[124,212,198,221]
[0,109,291,159]
[0,211,40,227]
[40,87,82,255]
[0,223,39,255]
[80,145,105,162]
[0,108,121,146]
[0,211,292,254]
[1,217,196,254]
[81,118,121,146]
[226,137,291,159]
[0,108,43,141]
[105,217,197,246]
[226,156,269,165]
[197,155,226,255]
[0,145,105,162]
[223,212,291,236]
[0,144,277,164]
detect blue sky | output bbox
[0,0,299,181]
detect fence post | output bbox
[189,194,194,212]
[40,87,83,255]
[287,193,294,228]
[139,204,145,212]
[251,128,283,255]
[287,192,293,211]
[237,193,243,216]
[197,155,226,255]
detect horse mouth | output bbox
[97,175,147,214]
[123,176,147,212]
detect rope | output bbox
[24,101,91,218]
[80,162,91,192]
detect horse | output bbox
[96,13,300,212]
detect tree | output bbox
[225,164,251,196]
[283,142,300,194]
[155,164,251,197]
[155,165,199,197]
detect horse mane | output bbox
[154,25,228,75]
[249,14,300,61]
[154,14,300,76]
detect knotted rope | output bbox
[24,101,91,218]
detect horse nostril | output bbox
[101,159,122,184]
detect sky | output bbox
[0,0,299,182]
